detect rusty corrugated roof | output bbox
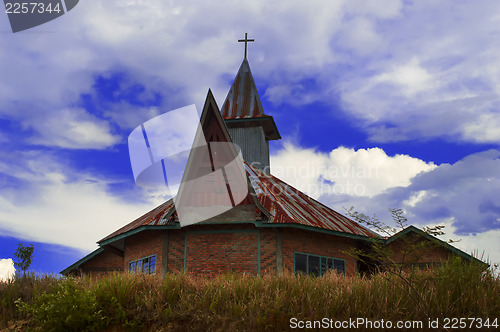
[99,199,175,242]
[221,59,281,140]
[245,162,377,238]
[221,59,265,119]
[99,163,375,243]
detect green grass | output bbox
[1,258,498,331]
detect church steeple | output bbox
[221,34,281,174]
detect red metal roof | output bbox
[99,163,375,243]
[99,199,175,242]
[221,59,281,140]
[221,59,266,119]
[245,162,377,238]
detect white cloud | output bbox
[336,2,500,144]
[463,113,500,143]
[342,0,402,19]
[1,0,497,146]
[27,108,121,150]
[270,144,500,266]
[271,143,435,198]
[336,17,383,56]
[0,259,15,282]
[315,149,500,266]
[0,152,164,251]
[374,58,435,97]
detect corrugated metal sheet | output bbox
[221,59,266,119]
[245,162,377,238]
[99,199,175,242]
[221,59,281,140]
[99,163,375,243]
[228,127,270,173]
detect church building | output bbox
[62,37,479,277]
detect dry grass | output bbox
[1,258,498,331]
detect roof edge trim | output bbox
[60,248,104,275]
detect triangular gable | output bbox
[174,90,266,227]
[385,225,485,265]
[60,248,104,275]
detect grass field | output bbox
[1,258,499,331]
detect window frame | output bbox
[293,252,346,276]
[128,254,157,275]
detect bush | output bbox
[17,277,106,332]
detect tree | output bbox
[13,243,35,276]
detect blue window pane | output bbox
[150,256,156,274]
[129,261,136,273]
[137,260,142,273]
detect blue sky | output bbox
[0,0,499,278]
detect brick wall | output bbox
[167,224,262,276]
[80,249,123,276]
[79,225,463,277]
[260,228,278,274]
[281,228,358,276]
[114,224,366,277]
[167,230,185,273]
[124,230,164,273]
[185,231,259,277]
[122,225,362,277]
[387,236,451,265]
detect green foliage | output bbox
[16,277,106,332]
[0,272,58,326]
[1,264,498,331]
[13,243,35,276]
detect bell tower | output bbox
[221,34,281,174]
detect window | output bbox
[129,255,156,274]
[294,253,345,276]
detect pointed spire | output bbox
[221,58,281,140]
[221,59,265,119]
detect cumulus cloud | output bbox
[315,149,500,265]
[335,2,500,144]
[270,143,435,199]
[270,143,500,265]
[27,108,121,150]
[2,0,497,147]
[0,152,164,251]
[0,259,15,282]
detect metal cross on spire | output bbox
[238,33,254,60]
